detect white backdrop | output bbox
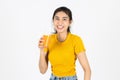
[0,0,120,80]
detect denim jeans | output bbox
[49,74,77,80]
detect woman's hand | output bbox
[38,35,48,55]
[38,37,45,50]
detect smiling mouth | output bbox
[57,25,64,29]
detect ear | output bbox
[69,20,72,27]
[69,20,72,24]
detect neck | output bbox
[57,32,68,42]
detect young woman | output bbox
[38,6,91,80]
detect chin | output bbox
[56,30,64,33]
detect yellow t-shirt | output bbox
[47,33,85,77]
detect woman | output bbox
[38,6,91,80]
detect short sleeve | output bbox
[74,36,86,55]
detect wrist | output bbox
[40,48,47,56]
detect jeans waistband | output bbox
[49,74,77,80]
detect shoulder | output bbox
[70,33,82,40]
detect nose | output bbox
[58,20,63,25]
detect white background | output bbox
[0,0,120,80]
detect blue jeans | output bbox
[49,74,78,80]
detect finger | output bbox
[39,43,43,46]
[39,39,45,43]
[38,43,44,48]
[40,37,44,40]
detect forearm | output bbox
[84,69,91,80]
[39,50,48,74]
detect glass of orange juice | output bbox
[43,35,49,52]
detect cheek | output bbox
[64,22,70,26]
[53,22,57,29]
[53,21,57,25]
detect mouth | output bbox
[57,25,64,30]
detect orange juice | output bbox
[43,35,49,52]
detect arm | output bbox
[38,37,48,74]
[39,50,48,74]
[77,52,91,80]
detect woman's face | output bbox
[53,11,71,33]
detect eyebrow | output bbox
[54,16,69,19]
[63,17,69,19]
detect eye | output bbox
[63,18,67,21]
[55,18,59,20]
[54,16,59,21]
